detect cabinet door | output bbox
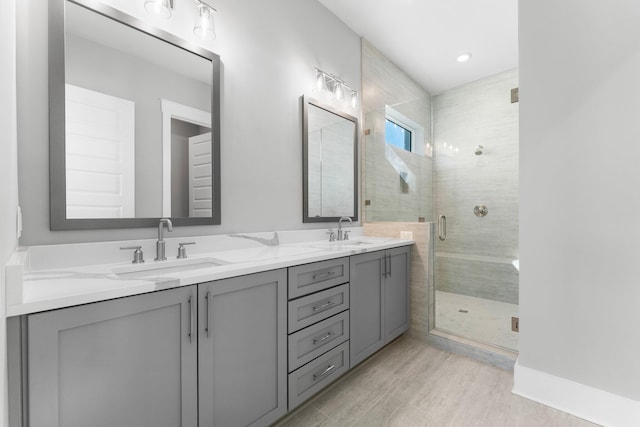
[28,286,198,427]
[198,269,287,427]
[385,246,411,342]
[349,251,385,367]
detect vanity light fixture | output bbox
[313,67,359,109]
[144,0,174,18]
[193,0,216,41]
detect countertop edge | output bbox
[8,240,414,317]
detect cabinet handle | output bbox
[313,331,334,345]
[382,254,387,278]
[313,364,336,381]
[312,300,335,312]
[312,271,335,281]
[205,291,211,338]
[387,254,392,278]
[383,254,390,278]
[188,296,194,343]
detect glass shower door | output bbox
[432,69,520,352]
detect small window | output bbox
[384,106,426,156]
[385,119,413,152]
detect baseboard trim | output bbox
[513,358,640,427]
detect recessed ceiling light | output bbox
[457,52,472,63]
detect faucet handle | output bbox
[120,246,145,264]
[343,230,350,240]
[326,229,336,242]
[177,242,196,259]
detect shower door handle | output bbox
[438,215,447,241]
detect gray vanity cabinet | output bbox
[287,257,351,410]
[350,246,410,367]
[26,285,198,427]
[198,269,287,427]
[385,246,411,341]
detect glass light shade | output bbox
[351,91,358,109]
[194,4,216,41]
[334,82,343,101]
[315,70,325,92]
[144,0,172,19]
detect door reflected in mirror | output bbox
[303,96,358,223]
[50,0,221,229]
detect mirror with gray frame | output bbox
[303,96,358,223]
[49,0,221,230]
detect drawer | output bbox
[288,257,349,299]
[288,341,349,410]
[288,311,349,372]
[288,284,349,333]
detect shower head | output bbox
[475,145,484,155]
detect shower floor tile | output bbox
[435,290,519,351]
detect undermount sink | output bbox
[113,257,228,279]
[311,238,385,250]
[340,241,374,246]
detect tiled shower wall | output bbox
[361,40,433,223]
[433,69,519,304]
[361,39,434,340]
[308,121,355,217]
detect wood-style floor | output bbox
[275,336,599,427]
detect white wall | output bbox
[0,0,20,424]
[519,0,640,411]
[17,0,361,245]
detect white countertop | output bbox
[6,230,414,317]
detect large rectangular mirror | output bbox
[303,96,358,222]
[49,0,221,230]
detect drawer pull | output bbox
[312,300,335,312]
[312,271,336,281]
[313,364,336,381]
[313,331,334,345]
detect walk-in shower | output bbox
[432,68,519,352]
[361,38,519,354]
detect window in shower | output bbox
[386,119,412,151]
[384,106,426,156]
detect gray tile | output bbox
[279,337,600,427]
[273,404,336,427]
[349,393,431,427]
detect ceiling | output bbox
[317,0,518,94]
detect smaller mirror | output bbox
[303,96,358,222]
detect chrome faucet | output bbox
[337,216,352,241]
[155,218,173,261]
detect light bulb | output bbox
[351,91,358,109]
